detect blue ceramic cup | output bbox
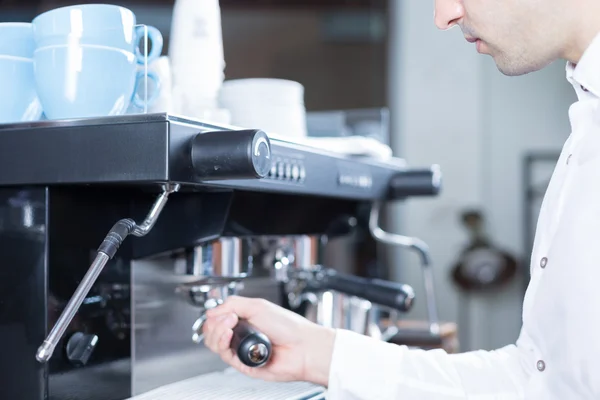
[32,4,163,65]
[0,23,43,123]
[34,45,160,119]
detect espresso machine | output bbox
[0,113,441,400]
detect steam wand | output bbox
[369,201,440,336]
[36,183,180,363]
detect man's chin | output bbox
[493,56,552,76]
[496,65,531,77]
[494,59,543,76]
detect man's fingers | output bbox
[206,296,265,320]
[204,313,238,351]
[218,328,234,352]
[205,305,232,318]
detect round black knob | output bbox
[230,320,272,367]
[190,129,272,180]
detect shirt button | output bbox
[540,257,548,268]
[537,360,546,371]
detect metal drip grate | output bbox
[128,367,326,400]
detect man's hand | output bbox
[202,295,336,387]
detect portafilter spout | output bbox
[368,165,442,336]
[36,183,180,363]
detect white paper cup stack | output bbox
[168,0,229,122]
[219,78,308,139]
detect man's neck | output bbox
[563,3,600,63]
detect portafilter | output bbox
[175,237,272,368]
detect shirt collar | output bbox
[566,31,600,100]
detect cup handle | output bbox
[135,25,164,65]
[132,70,161,109]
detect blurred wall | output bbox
[220,9,387,111]
[387,0,576,351]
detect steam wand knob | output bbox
[190,129,272,180]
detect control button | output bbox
[299,165,306,181]
[277,162,285,179]
[540,257,547,269]
[291,164,300,180]
[270,163,277,177]
[285,163,292,180]
[536,360,546,372]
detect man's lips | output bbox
[465,35,485,53]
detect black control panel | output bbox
[0,113,432,201]
[265,153,306,183]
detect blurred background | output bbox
[0,0,576,353]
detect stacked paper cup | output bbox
[219,78,308,140]
[169,0,229,123]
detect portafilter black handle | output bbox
[388,165,442,199]
[190,129,272,180]
[230,319,272,367]
[310,269,415,312]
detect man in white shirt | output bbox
[202,0,600,398]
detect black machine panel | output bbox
[0,113,427,201]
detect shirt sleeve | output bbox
[326,328,535,400]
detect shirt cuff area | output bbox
[326,329,407,400]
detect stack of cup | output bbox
[0,23,43,123]
[31,4,164,120]
[127,55,173,115]
[219,78,308,139]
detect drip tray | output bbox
[128,367,326,400]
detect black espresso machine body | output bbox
[0,113,440,400]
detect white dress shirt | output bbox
[326,33,600,400]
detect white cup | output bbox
[218,78,308,139]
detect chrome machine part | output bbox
[369,165,441,336]
[300,290,401,340]
[295,266,413,339]
[367,164,442,337]
[175,276,242,343]
[246,235,319,289]
[294,235,316,269]
[178,237,248,278]
[258,236,321,308]
[213,238,246,277]
[177,276,242,309]
[271,235,410,340]
[35,184,180,363]
[369,202,440,336]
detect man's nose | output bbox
[434,0,465,30]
